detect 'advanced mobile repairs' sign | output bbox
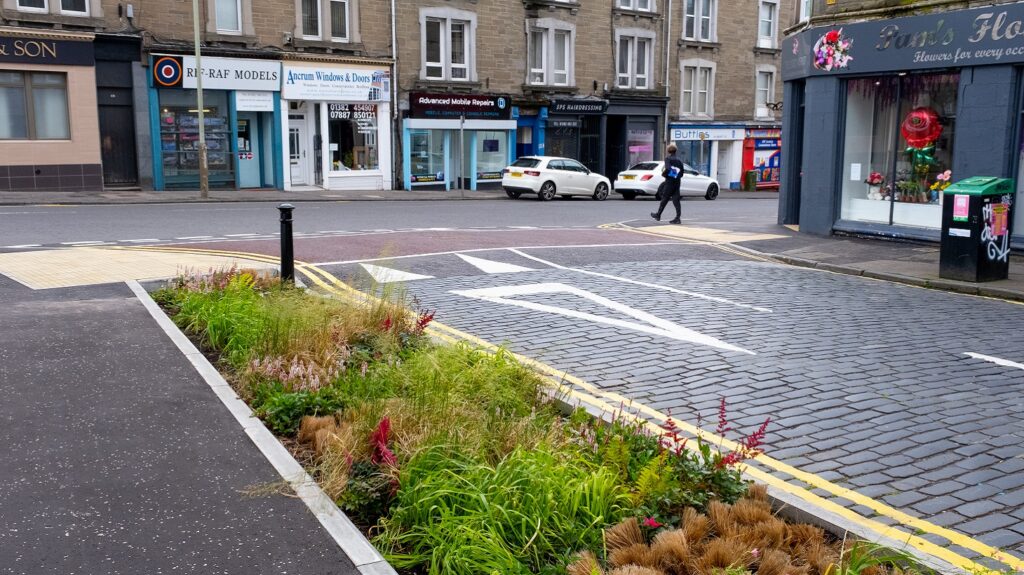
[784,4,1024,80]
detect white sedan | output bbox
[501,156,612,201]
[613,161,721,200]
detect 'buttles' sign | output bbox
[409,92,511,120]
[0,35,94,66]
[784,3,1024,79]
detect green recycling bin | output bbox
[939,177,1015,282]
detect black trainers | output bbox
[650,212,661,222]
[668,218,681,224]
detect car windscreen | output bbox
[511,158,541,168]
[628,162,660,171]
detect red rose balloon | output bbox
[825,30,840,43]
[901,107,942,148]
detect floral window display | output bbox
[840,73,958,229]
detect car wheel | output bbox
[505,189,521,199]
[593,182,609,201]
[705,184,720,200]
[537,181,556,201]
[621,192,636,200]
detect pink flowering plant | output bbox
[865,171,884,186]
[813,29,853,71]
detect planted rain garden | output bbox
[153,268,926,575]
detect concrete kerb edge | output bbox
[125,280,397,575]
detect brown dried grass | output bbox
[731,498,774,526]
[609,567,668,575]
[297,415,336,445]
[680,508,712,545]
[736,517,788,551]
[651,529,693,575]
[707,501,738,538]
[690,537,753,575]
[568,551,605,575]
[786,524,826,549]
[797,541,838,575]
[746,484,769,502]
[607,518,647,551]
[610,544,659,569]
[756,549,792,575]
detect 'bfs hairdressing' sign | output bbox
[784,4,1024,80]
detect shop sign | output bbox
[549,119,579,128]
[328,103,377,120]
[747,128,781,138]
[410,92,511,120]
[411,172,445,183]
[753,139,780,150]
[283,65,390,102]
[180,56,280,91]
[670,127,741,141]
[785,3,1024,79]
[549,99,608,115]
[477,172,503,180]
[0,35,94,66]
[237,91,274,112]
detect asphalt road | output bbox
[0,197,772,248]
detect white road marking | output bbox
[60,241,108,245]
[452,282,754,355]
[3,244,42,248]
[175,235,214,240]
[508,249,772,313]
[225,233,260,237]
[964,352,1024,371]
[360,263,434,284]
[311,242,675,267]
[456,253,534,274]
[120,238,161,243]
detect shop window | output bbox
[680,59,714,117]
[421,8,476,82]
[757,0,777,48]
[528,20,574,87]
[547,120,579,159]
[618,0,652,11]
[683,0,716,42]
[328,104,378,171]
[216,0,241,33]
[410,129,445,184]
[0,71,69,140]
[755,68,775,119]
[616,31,654,90]
[477,131,507,181]
[840,74,958,229]
[627,127,656,166]
[158,90,233,187]
[16,0,46,12]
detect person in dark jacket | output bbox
[651,144,685,224]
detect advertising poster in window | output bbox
[753,139,781,187]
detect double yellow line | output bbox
[123,243,1022,575]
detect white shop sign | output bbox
[236,90,274,111]
[282,65,390,102]
[181,56,280,91]
[670,128,742,141]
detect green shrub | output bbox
[374,445,631,574]
[255,386,345,435]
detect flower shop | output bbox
[779,3,1024,247]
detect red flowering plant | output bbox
[865,171,884,186]
[813,28,852,71]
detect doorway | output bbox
[716,142,730,185]
[96,60,138,187]
[289,115,308,186]
[238,112,269,188]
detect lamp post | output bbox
[192,0,209,198]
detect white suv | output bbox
[501,156,612,201]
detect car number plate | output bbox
[511,172,522,177]
[623,175,635,180]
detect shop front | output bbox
[281,62,392,191]
[545,98,607,174]
[669,125,745,189]
[149,55,283,190]
[604,97,664,180]
[0,30,102,192]
[743,128,781,189]
[781,4,1024,246]
[402,92,515,191]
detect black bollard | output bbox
[278,203,295,283]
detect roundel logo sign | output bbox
[153,56,183,88]
[497,97,507,110]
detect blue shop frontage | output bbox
[402,92,517,191]
[148,54,283,190]
[781,3,1024,247]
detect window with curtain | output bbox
[617,35,652,89]
[527,24,573,87]
[758,1,777,48]
[422,13,474,81]
[301,0,320,37]
[330,0,349,41]
[681,62,713,116]
[756,70,774,118]
[684,0,715,42]
[216,0,241,32]
[0,71,69,140]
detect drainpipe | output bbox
[390,0,400,190]
[664,0,672,148]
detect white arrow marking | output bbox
[456,253,534,274]
[964,352,1024,371]
[452,282,754,355]
[360,263,434,284]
